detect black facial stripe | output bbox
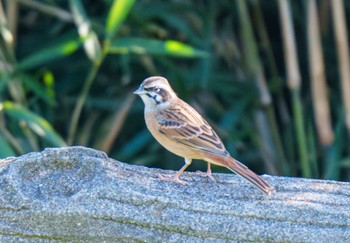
[146,93,161,105]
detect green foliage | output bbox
[105,0,137,39]
[0,134,15,157]
[2,101,66,146]
[0,0,350,183]
[110,38,208,57]
[17,37,81,70]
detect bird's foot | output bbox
[158,174,188,185]
[196,170,216,182]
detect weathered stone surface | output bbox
[0,146,349,242]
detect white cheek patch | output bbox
[155,95,163,104]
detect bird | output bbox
[133,76,275,195]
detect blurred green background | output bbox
[1,0,350,181]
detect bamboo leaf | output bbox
[109,37,208,58]
[2,101,66,146]
[21,73,56,106]
[105,0,136,39]
[16,38,81,70]
[70,0,102,62]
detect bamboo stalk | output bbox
[307,0,334,145]
[278,0,301,90]
[67,61,101,145]
[278,0,311,177]
[236,0,278,174]
[6,0,18,45]
[331,0,350,133]
[252,1,288,175]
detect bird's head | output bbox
[134,76,177,110]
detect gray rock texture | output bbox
[0,146,349,242]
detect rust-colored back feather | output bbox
[157,99,229,157]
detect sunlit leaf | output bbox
[20,73,56,106]
[2,101,66,146]
[109,38,208,58]
[105,0,136,39]
[42,70,55,100]
[17,38,81,70]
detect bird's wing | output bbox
[157,100,229,157]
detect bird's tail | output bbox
[224,157,276,195]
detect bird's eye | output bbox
[155,87,161,93]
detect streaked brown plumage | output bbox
[134,76,275,195]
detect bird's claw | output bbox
[158,174,188,185]
[196,170,216,182]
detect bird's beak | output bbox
[133,86,145,95]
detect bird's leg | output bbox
[159,158,192,185]
[196,162,216,182]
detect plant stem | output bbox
[67,39,112,145]
[292,89,311,178]
[67,60,101,145]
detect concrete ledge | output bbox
[0,146,349,242]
